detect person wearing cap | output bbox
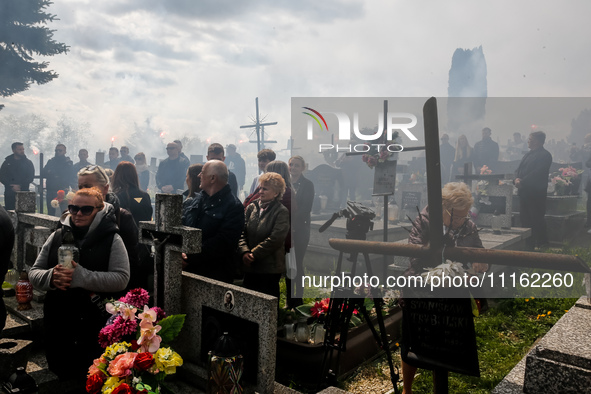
[225,144,246,193]
[206,143,239,199]
[156,142,190,194]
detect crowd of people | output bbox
[0,129,589,391]
[0,139,316,386]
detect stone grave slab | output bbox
[395,183,428,222]
[175,272,277,394]
[307,164,345,212]
[523,296,591,393]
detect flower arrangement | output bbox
[86,289,185,394]
[361,131,399,169]
[551,166,583,195]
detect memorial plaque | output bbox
[373,160,397,195]
[477,195,506,214]
[401,191,422,210]
[401,292,480,377]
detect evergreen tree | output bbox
[0,0,68,106]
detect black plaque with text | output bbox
[401,290,480,377]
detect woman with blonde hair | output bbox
[401,182,487,393]
[29,187,130,385]
[239,172,290,298]
[452,134,474,176]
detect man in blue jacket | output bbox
[182,160,244,283]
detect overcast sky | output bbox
[3,0,591,156]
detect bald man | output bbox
[181,160,244,283]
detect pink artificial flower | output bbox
[87,356,107,376]
[137,323,162,353]
[98,316,139,348]
[310,302,325,318]
[138,305,157,325]
[107,352,138,377]
[119,305,137,321]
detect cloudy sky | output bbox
[3,0,591,157]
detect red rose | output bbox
[111,383,133,394]
[134,352,155,371]
[130,340,140,351]
[85,372,105,394]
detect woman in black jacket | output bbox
[112,161,153,226]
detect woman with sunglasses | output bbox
[401,182,487,394]
[29,187,130,387]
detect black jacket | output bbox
[115,187,153,226]
[42,155,75,191]
[182,184,245,283]
[0,154,35,190]
[515,147,553,196]
[156,156,190,192]
[105,192,141,290]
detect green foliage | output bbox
[158,314,186,345]
[0,0,68,98]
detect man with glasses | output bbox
[156,142,190,194]
[42,144,76,216]
[0,142,35,210]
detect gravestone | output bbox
[175,274,278,394]
[95,152,105,166]
[307,164,345,212]
[474,183,513,228]
[396,183,428,222]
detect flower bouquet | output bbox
[51,189,75,215]
[86,289,185,394]
[552,166,583,195]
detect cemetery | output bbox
[2,99,591,394]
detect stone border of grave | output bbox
[491,296,591,394]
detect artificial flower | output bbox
[137,323,162,353]
[119,288,150,308]
[103,342,131,361]
[118,305,137,321]
[134,352,155,371]
[138,305,157,324]
[107,352,138,377]
[154,347,183,375]
[102,376,122,394]
[85,371,105,394]
[110,382,134,394]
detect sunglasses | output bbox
[68,205,99,216]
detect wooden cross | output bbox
[240,97,278,152]
[326,97,591,394]
[138,194,201,314]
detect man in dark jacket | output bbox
[42,144,76,216]
[472,127,499,172]
[182,160,244,283]
[0,205,15,333]
[225,144,246,192]
[156,142,190,194]
[515,131,553,249]
[206,143,239,199]
[0,142,35,210]
[73,149,93,172]
[77,165,142,290]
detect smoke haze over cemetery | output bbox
[2,0,591,159]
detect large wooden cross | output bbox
[327,97,591,394]
[240,97,278,153]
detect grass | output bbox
[341,245,590,393]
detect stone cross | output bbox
[139,194,201,314]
